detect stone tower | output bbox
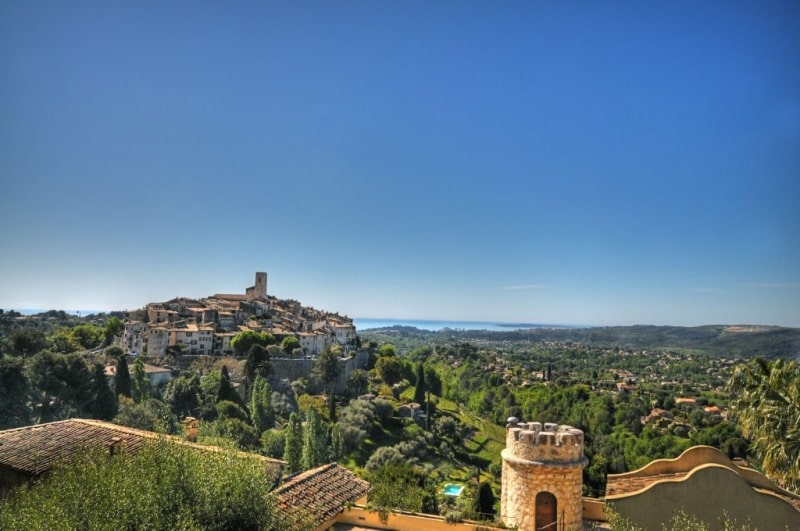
[254,271,267,298]
[501,419,587,531]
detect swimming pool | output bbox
[443,484,464,497]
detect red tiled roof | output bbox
[606,472,685,497]
[276,463,370,528]
[0,419,284,478]
[0,419,150,476]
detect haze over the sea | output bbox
[353,318,576,333]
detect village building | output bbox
[103,363,172,388]
[122,320,146,356]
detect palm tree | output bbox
[729,358,800,491]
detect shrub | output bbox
[0,439,285,530]
[365,446,404,471]
[260,429,285,458]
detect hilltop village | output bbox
[122,272,357,359]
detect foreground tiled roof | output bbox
[276,462,371,528]
[0,419,151,476]
[0,419,284,477]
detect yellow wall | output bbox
[332,506,503,531]
[582,497,607,522]
[608,465,800,530]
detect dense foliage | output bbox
[729,358,800,490]
[0,439,286,530]
[3,309,798,526]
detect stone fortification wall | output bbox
[501,420,587,531]
[269,355,361,394]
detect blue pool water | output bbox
[443,484,464,496]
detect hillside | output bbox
[362,324,800,359]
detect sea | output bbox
[353,318,567,332]
[12,308,109,316]
[11,309,568,332]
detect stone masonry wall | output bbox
[501,420,587,531]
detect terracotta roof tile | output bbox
[0,419,284,478]
[0,419,149,476]
[276,463,370,528]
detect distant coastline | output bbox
[9,308,109,317]
[353,318,572,332]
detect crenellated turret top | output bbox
[505,418,586,464]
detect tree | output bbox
[0,439,287,530]
[329,423,344,462]
[27,351,93,422]
[473,481,496,520]
[102,317,123,345]
[5,329,46,358]
[115,356,132,398]
[244,344,272,398]
[69,324,102,350]
[367,463,435,523]
[215,400,248,421]
[0,358,31,429]
[312,345,341,421]
[85,364,116,420]
[365,446,404,472]
[132,358,150,402]
[49,331,79,353]
[301,408,328,470]
[377,344,397,357]
[213,417,260,450]
[414,363,426,404]
[729,358,800,490]
[217,365,243,407]
[104,345,124,360]
[281,336,301,357]
[230,330,273,356]
[347,368,369,397]
[250,375,274,434]
[376,356,403,385]
[114,396,177,433]
[283,412,303,473]
[163,372,203,419]
[424,366,443,397]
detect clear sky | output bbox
[1,2,798,327]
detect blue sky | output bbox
[1,2,798,326]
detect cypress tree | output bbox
[329,423,343,462]
[283,412,303,473]
[414,363,426,404]
[217,365,242,406]
[473,481,496,520]
[87,363,116,420]
[301,409,328,470]
[250,375,273,434]
[115,356,132,399]
[132,358,150,402]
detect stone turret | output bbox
[501,418,587,530]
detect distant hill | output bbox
[362,324,800,359]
